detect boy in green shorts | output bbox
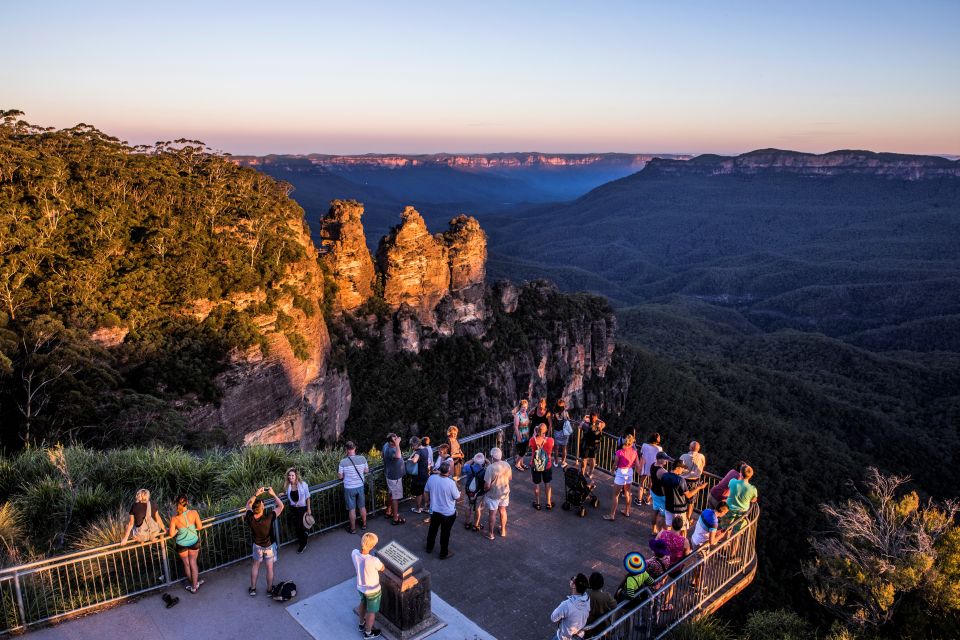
[352,532,385,638]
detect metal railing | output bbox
[0,425,509,634]
[578,503,760,639]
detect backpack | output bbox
[532,441,548,472]
[465,464,486,497]
[132,502,162,543]
[562,419,572,437]
[271,581,297,601]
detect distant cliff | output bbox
[645,149,960,180]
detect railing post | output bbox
[12,571,26,631]
[159,540,172,585]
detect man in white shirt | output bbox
[551,573,591,640]
[338,441,370,534]
[424,461,461,559]
[484,447,513,540]
[351,532,385,638]
[680,441,706,520]
[636,432,663,506]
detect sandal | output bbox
[546,503,554,510]
[348,527,357,534]
[621,511,631,518]
[487,533,495,541]
[185,585,197,594]
[248,587,256,597]
[464,522,473,530]
[532,502,542,510]
[602,514,616,521]
[391,517,406,525]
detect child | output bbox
[352,533,385,638]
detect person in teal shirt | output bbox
[726,465,758,514]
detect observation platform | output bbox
[7,427,758,639]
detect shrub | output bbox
[742,609,813,640]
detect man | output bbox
[244,486,284,597]
[424,460,460,559]
[680,441,706,520]
[691,502,728,551]
[726,465,758,516]
[649,451,673,535]
[585,572,616,635]
[352,532,384,639]
[382,433,405,525]
[484,447,512,540]
[551,573,591,640]
[338,441,369,534]
[660,459,705,532]
[635,432,662,506]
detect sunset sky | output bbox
[3,0,958,155]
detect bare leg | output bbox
[365,611,376,632]
[546,484,552,506]
[359,599,368,630]
[179,553,191,587]
[265,560,275,591]
[609,485,621,518]
[533,483,541,506]
[392,498,400,522]
[189,551,200,589]
[349,508,357,530]
[623,487,631,517]
[359,507,367,528]
[651,509,661,535]
[250,559,261,589]
[499,506,508,536]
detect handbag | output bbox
[405,458,418,476]
[303,512,316,529]
[562,419,572,437]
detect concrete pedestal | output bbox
[377,566,445,639]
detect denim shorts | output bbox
[652,494,666,514]
[252,542,277,563]
[344,486,365,511]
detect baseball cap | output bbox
[656,452,674,461]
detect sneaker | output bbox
[633,498,644,507]
[265,586,273,597]
[248,587,256,597]
[358,622,365,631]
[297,543,307,553]
[410,507,422,513]
[363,629,382,638]
[439,551,455,560]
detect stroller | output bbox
[561,467,600,517]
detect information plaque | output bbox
[377,541,419,578]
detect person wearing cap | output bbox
[551,573,591,640]
[661,458,705,532]
[424,460,461,559]
[462,452,487,531]
[649,451,673,534]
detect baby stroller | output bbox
[561,467,600,517]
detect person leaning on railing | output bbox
[120,488,165,544]
[169,495,203,594]
[339,441,370,534]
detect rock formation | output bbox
[318,200,375,311]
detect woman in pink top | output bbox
[603,434,639,521]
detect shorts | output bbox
[344,486,365,511]
[175,541,200,554]
[664,512,688,529]
[411,480,427,497]
[582,447,597,459]
[252,542,278,563]
[651,494,666,514]
[359,588,382,614]
[386,478,404,500]
[484,495,509,510]
[614,467,634,486]
[531,468,553,484]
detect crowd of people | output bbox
[116,398,757,640]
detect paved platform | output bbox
[28,468,657,640]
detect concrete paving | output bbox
[28,468,657,640]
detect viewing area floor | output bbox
[29,468,665,640]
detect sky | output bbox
[2,1,959,156]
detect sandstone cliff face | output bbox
[318,200,375,311]
[187,218,349,449]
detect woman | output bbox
[579,413,605,479]
[552,399,572,468]
[655,520,690,612]
[284,467,312,553]
[528,397,552,450]
[168,495,203,593]
[446,426,465,480]
[513,399,531,471]
[120,488,165,544]
[529,423,555,510]
[603,434,639,521]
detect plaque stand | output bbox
[355,541,446,640]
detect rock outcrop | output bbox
[376,206,451,326]
[318,200,375,311]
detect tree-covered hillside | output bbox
[0,110,311,449]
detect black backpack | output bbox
[271,581,297,601]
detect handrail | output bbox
[0,424,509,633]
